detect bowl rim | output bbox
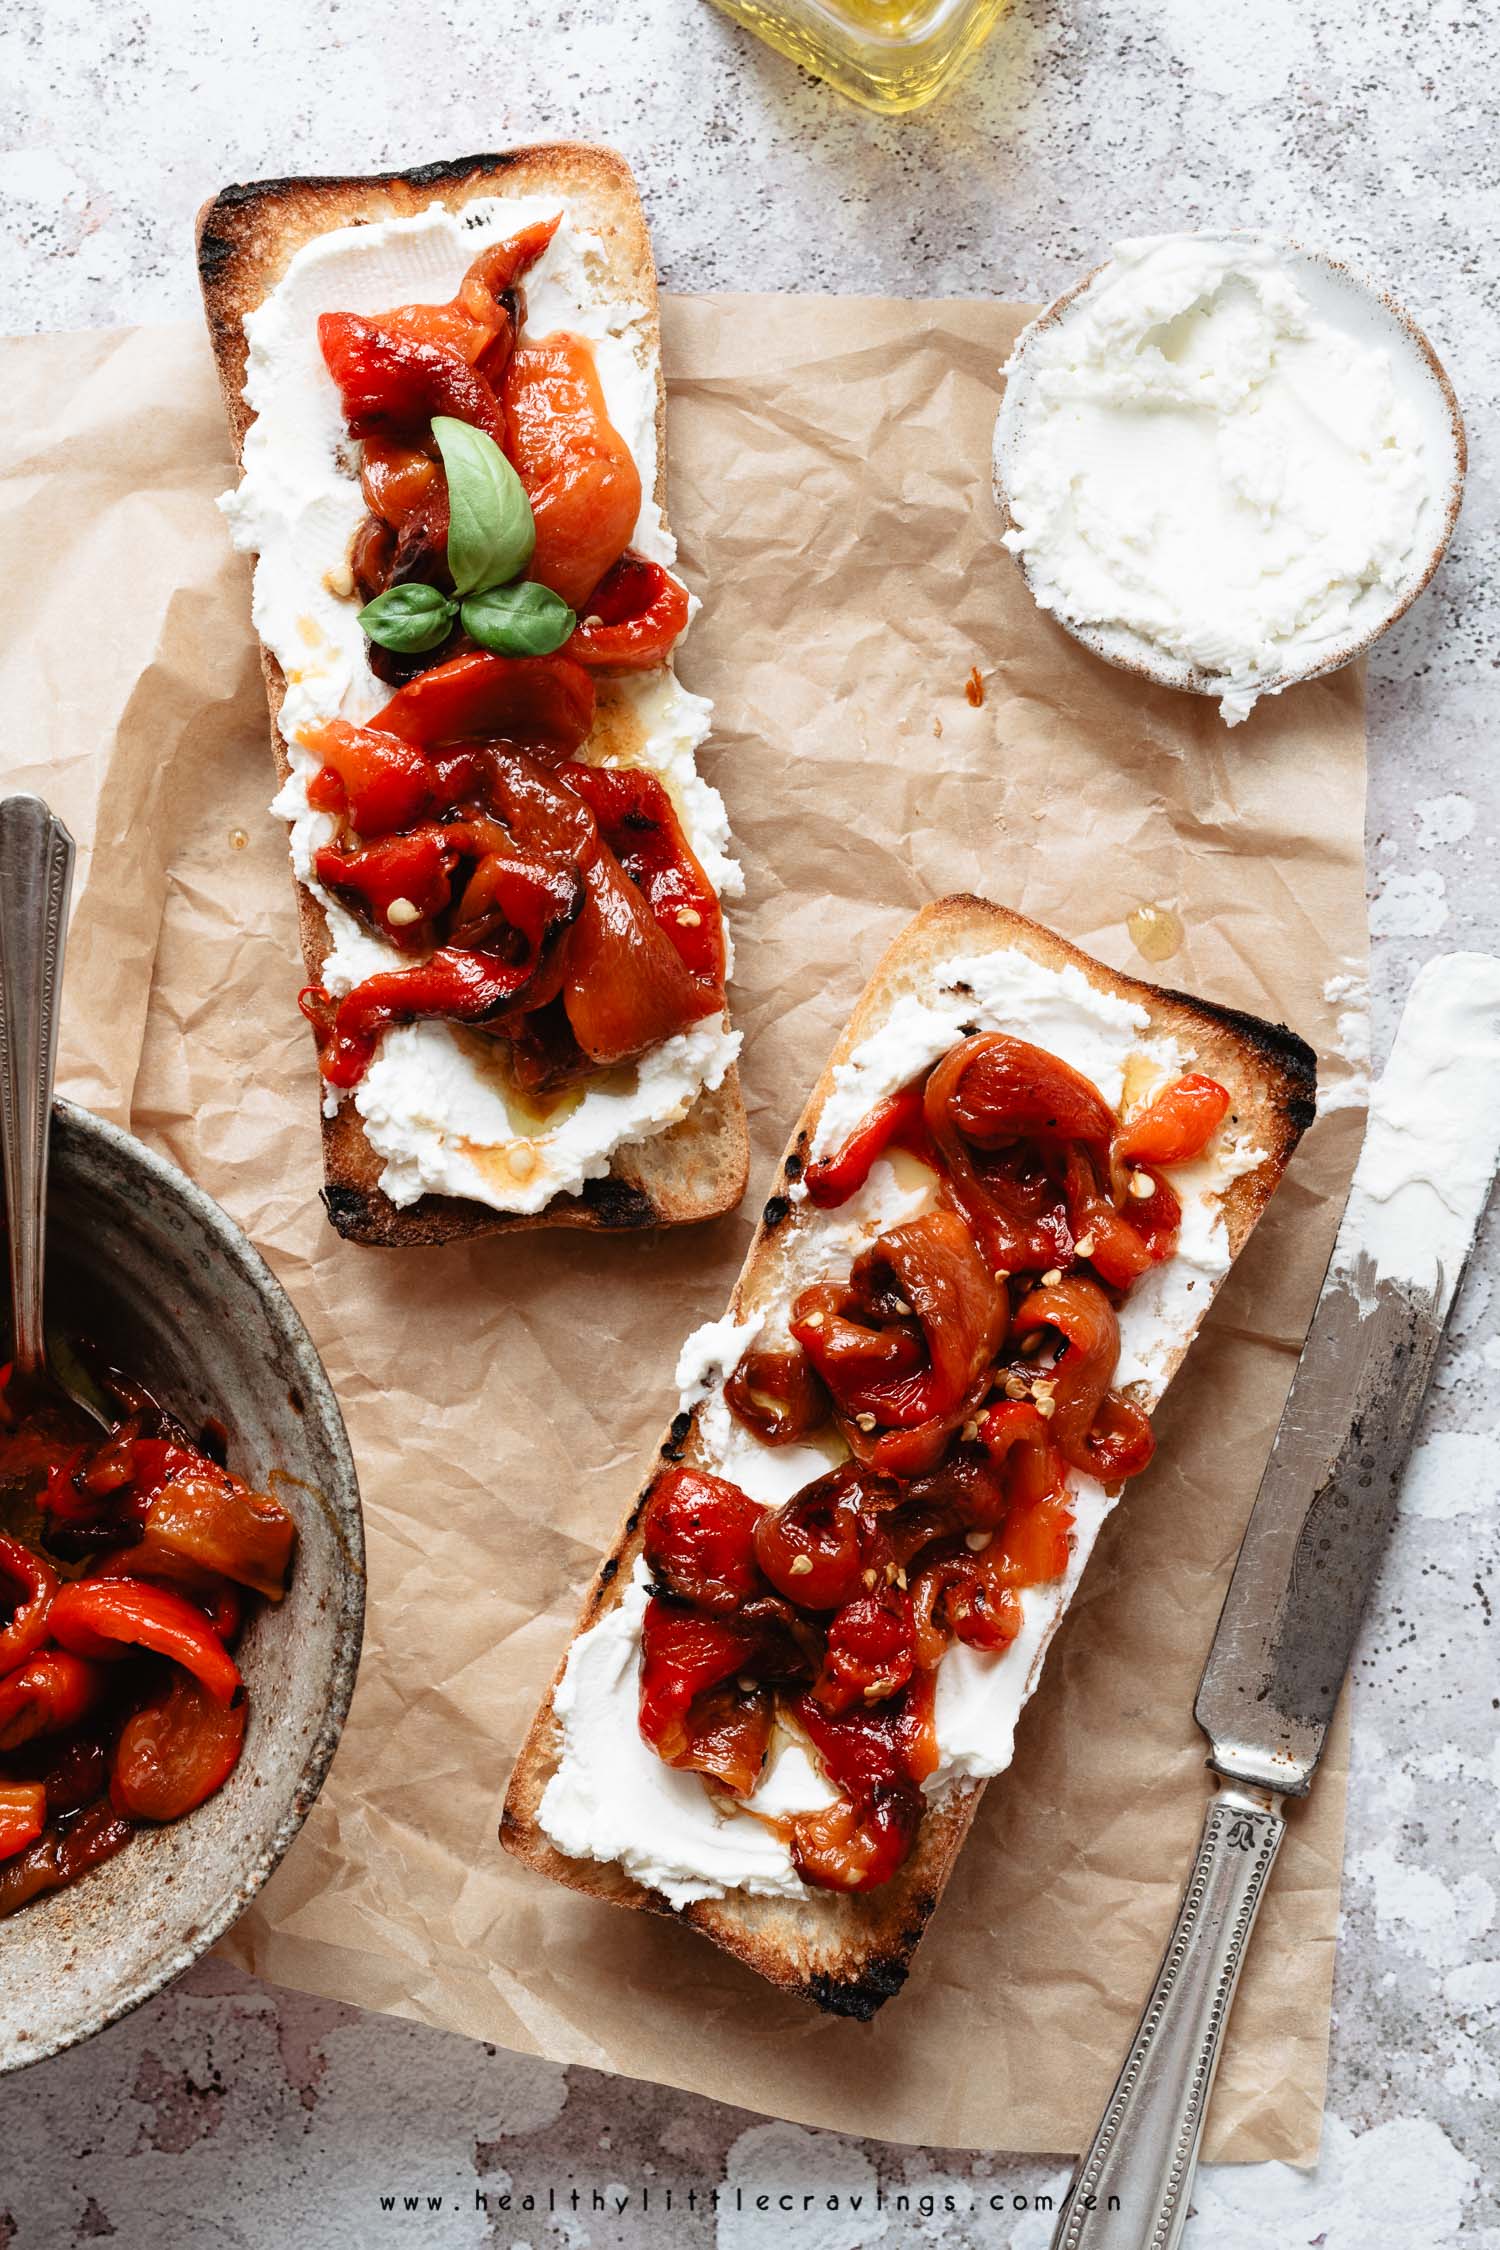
[2,1099,365,2075]
[991,228,1469,709]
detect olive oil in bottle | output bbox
[707,0,1006,113]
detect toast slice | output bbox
[197,146,748,1246]
[501,896,1316,2015]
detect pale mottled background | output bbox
[1,0,1497,2241]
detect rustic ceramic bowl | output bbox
[992,233,1467,709]
[0,1100,363,2073]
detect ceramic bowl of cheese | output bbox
[0,1101,363,2073]
[992,232,1466,726]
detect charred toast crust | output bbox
[1154,992,1317,1135]
[500,897,1317,2013]
[197,146,749,1245]
[320,1173,657,1243]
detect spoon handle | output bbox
[0,798,75,1373]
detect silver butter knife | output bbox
[1053,952,1500,2250]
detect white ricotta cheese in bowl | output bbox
[993,232,1464,726]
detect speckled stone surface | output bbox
[2,0,1498,2241]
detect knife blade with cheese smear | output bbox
[1054,953,1500,2250]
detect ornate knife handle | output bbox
[0,797,75,1373]
[1051,1783,1285,2250]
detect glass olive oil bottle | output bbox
[708,0,1005,112]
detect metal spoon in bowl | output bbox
[0,794,110,1430]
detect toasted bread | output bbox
[197,146,748,1245]
[501,896,1316,2016]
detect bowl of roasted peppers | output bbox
[0,1100,363,2071]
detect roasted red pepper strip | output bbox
[943,1033,1116,1149]
[0,1800,133,1921]
[1115,1073,1230,1166]
[788,1700,923,1893]
[32,1730,109,1819]
[924,1034,1102,1271]
[40,1446,99,1526]
[1062,1148,1155,1287]
[561,848,722,1065]
[318,313,508,445]
[502,334,643,608]
[567,554,691,672]
[557,760,725,990]
[313,830,455,948]
[111,1672,249,1823]
[978,1397,1049,1459]
[371,651,596,757]
[447,845,583,955]
[899,1440,1010,1531]
[75,1422,136,1496]
[199,1580,243,1642]
[372,218,561,373]
[1115,1166,1181,1270]
[136,1469,295,1605]
[812,1588,915,1714]
[0,1530,56,1675]
[0,1651,103,1751]
[360,438,441,529]
[43,1433,200,1547]
[301,719,436,836]
[996,1491,1075,1585]
[305,946,547,1089]
[637,1598,764,1770]
[1011,1277,1155,1482]
[1010,1277,1118,1467]
[0,1783,46,1862]
[470,217,563,381]
[752,1464,893,1611]
[724,1346,830,1447]
[910,1544,1024,1666]
[642,1468,766,1616]
[976,1404,1075,1585]
[1062,1143,1182,1285]
[47,1580,242,1708]
[791,1212,1008,1459]
[803,1084,925,1209]
[666,1681,772,1797]
[123,1438,205,1508]
[903,1428,1062,1668]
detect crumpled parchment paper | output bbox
[0,294,1367,2161]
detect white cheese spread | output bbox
[536,1561,836,1908]
[538,942,1267,1902]
[1337,953,1500,1310]
[222,197,740,1213]
[995,233,1449,725]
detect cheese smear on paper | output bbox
[539,944,1266,1905]
[221,197,740,1215]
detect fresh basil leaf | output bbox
[432,415,536,597]
[460,581,577,657]
[357,582,457,653]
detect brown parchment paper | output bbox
[0,296,1367,2164]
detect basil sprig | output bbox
[432,416,535,594]
[356,581,456,654]
[356,416,576,659]
[460,580,577,657]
